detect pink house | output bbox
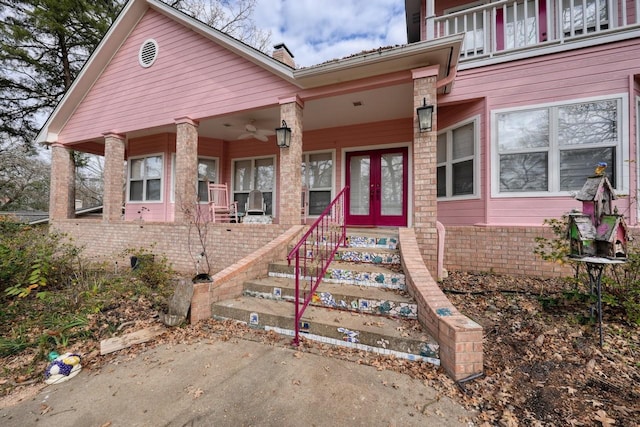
[39,0,640,277]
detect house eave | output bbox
[294,34,464,90]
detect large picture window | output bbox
[128,154,163,202]
[495,97,621,195]
[233,157,275,215]
[302,152,333,216]
[437,119,478,199]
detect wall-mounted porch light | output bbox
[275,120,291,148]
[416,98,434,132]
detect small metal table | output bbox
[570,257,625,347]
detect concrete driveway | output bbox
[0,338,475,426]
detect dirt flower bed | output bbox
[440,271,640,426]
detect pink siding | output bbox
[439,39,640,226]
[448,42,640,107]
[59,9,297,144]
[437,101,486,225]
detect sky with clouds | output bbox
[252,0,408,68]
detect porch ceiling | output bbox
[126,83,414,142]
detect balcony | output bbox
[428,0,640,61]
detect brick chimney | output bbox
[272,43,295,68]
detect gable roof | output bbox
[36,0,462,145]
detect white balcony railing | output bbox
[431,0,640,59]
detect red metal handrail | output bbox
[287,186,348,345]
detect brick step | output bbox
[268,260,406,290]
[211,296,439,363]
[243,276,417,318]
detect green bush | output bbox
[535,216,640,326]
[0,218,79,299]
[121,246,174,290]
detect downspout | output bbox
[436,65,458,91]
[436,221,447,281]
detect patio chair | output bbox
[207,182,238,223]
[245,189,266,216]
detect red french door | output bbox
[346,148,408,227]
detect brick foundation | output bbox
[443,225,572,277]
[399,228,483,381]
[50,220,291,275]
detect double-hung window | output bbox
[197,158,217,202]
[302,152,334,215]
[233,157,275,215]
[437,119,478,199]
[129,154,163,202]
[495,97,622,195]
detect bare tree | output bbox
[169,0,271,51]
[0,141,50,211]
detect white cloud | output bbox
[254,0,407,67]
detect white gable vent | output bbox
[138,39,158,68]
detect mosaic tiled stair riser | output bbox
[243,288,418,319]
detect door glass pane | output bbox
[254,158,273,191]
[499,152,548,192]
[381,153,403,216]
[234,160,251,191]
[505,1,538,49]
[349,155,370,215]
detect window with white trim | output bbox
[302,151,333,215]
[495,97,620,194]
[128,154,163,202]
[197,158,218,202]
[233,157,275,215]
[437,119,478,199]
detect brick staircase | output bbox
[211,228,440,365]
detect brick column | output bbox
[412,66,439,272]
[49,143,75,221]
[103,133,125,222]
[174,117,199,223]
[278,97,303,226]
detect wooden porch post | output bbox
[174,117,199,223]
[412,66,439,273]
[49,143,75,221]
[278,96,304,226]
[103,132,125,222]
